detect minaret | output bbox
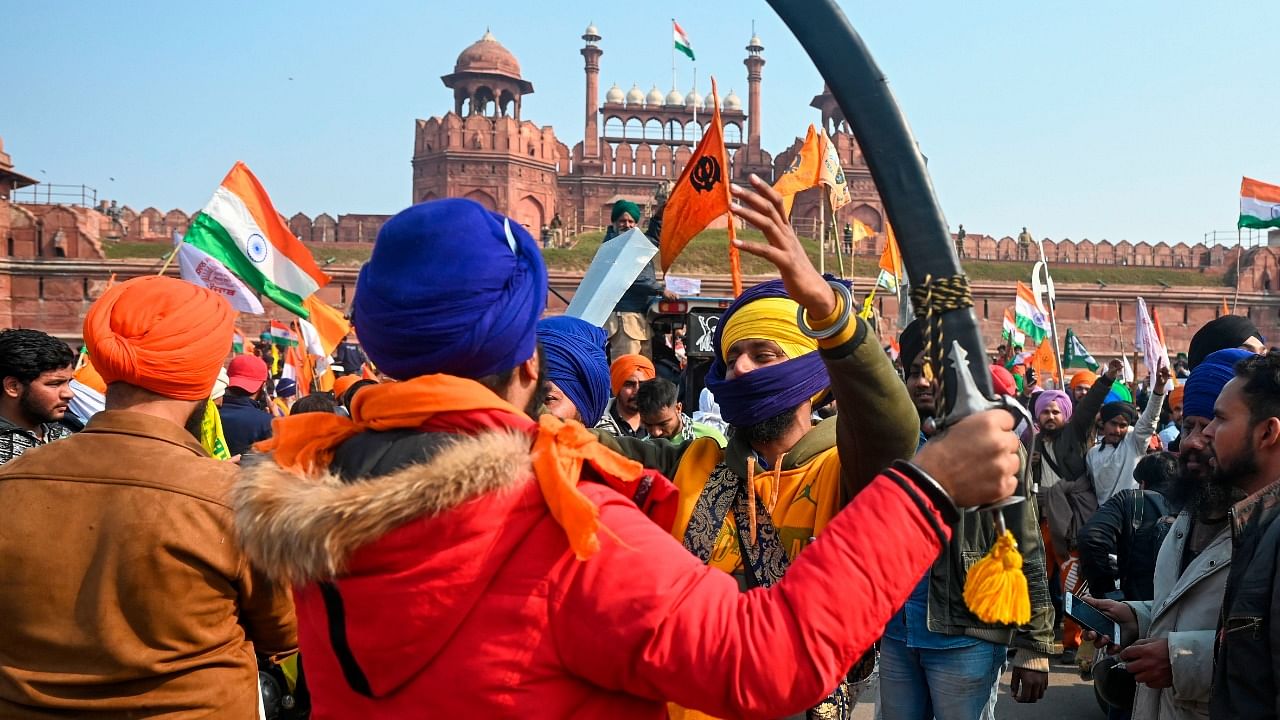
[581,23,603,165]
[744,32,765,148]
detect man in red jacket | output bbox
[233,193,1019,719]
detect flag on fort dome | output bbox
[1002,308,1026,347]
[1238,176,1280,230]
[183,161,330,318]
[1062,329,1099,371]
[772,125,822,218]
[673,20,695,61]
[660,77,741,294]
[876,223,904,292]
[1015,281,1050,344]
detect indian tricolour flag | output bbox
[183,162,330,318]
[268,320,299,348]
[1238,176,1280,230]
[1015,281,1050,344]
[673,20,695,61]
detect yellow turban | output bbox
[719,296,818,361]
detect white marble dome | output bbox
[723,89,742,111]
[625,83,646,106]
[665,87,685,107]
[605,83,624,104]
[646,85,664,106]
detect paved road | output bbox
[851,661,1105,720]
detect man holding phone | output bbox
[1083,349,1249,719]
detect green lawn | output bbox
[100,232,1231,287]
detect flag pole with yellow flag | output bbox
[660,77,740,295]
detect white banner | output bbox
[564,229,658,326]
[176,241,265,314]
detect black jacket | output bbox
[1211,477,1280,720]
[1078,489,1173,601]
[0,415,73,465]
[218,395,274,457]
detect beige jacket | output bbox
[1126,511,1231,720]
[0,410,296,718]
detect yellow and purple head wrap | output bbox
[705,279,837,427]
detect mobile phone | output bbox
[1064,592,1120,641]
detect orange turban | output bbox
[1069,370,1098,391]
[609,354,655,395]
[1168,385,1184,409]
[333,374,361,400]
[84,276,236,401]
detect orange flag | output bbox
[1222,297,1231,316]
[302,295,352,357]
[660,77,739,294]
[772,124,823,218]
[1030,337,1060,386]
[879,223,904,278]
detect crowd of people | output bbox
[0,183,1275,720]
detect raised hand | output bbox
[1152,364,1171,395]
[729,175,836,319]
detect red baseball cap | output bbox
[226,355,269,394]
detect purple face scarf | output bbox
[703,278,843,427]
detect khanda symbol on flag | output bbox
[659,76,741,295]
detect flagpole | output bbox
[1233,226,1242,313]
[1035,239,1065,387]
[818,191,826,276]
[671,18,676,93]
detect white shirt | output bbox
[1087,392,1165,505]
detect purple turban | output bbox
[536,316,610,426]
[1034,389,1073,423]
[1183,348,1252,420]
[352,199,548,381]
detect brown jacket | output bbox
[0,410,297,718]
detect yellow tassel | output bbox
[962,530,1031,625]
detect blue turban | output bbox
[352,199,548,380]
[1183,348,1251,420]
[536,316,610,426]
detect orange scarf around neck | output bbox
[256,374,644,560]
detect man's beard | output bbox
[184,399,209,439]
[1207,446,1260,507]
[19,388,64,425]
[743,407,798,445]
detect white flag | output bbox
[1121,354,1135,383]
[297,318,332,377]
[1135,297,1169,376]
[176,241,265,314]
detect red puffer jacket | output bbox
[234,431,950,719]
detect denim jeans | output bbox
[877,635,1006,720]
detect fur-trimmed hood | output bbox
[233,431,534,585]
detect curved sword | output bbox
[766,0,991,411]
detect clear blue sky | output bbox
[4,1,1277,246]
